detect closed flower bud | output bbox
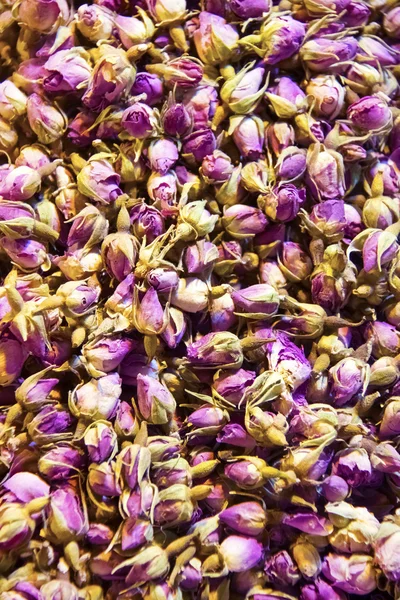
[326,502,380,553]
[43,48,91,95]
[27,404,74,445]
[183,240,218,275]
[332,448,372,487]
[131,73,164,106]
[17,0,70,33]
[148,57,203,90]
[241,16,305,65]
[322,553,376,594]
[276,146,307,181]
[193,12,239,65]
[0,80,27,121]
[101,232,137,282]
[137,373,176,424]
[84,421,117,463]
[224,457,267,489]
[365,321,400,358]
[232,283,279,319]
[153,484,195,527]
[67,205,109,251]
[83,336,133,376]
[348,95,392,132]
[200,150,233,184]
[45,484,88,544]
[380,398,400,439]
[267,121,295,156]
[230,0,270,18]
[82,47,136,112]
[116,443,151,489]
[266,77,306,119]
[76,4,114,41]
[26,93,66,144]
[230,115,264,160]
[220,535,263,572]
[0,500,44,550]
[162,99,191,137]
[152,456,191,488]
[176,200,218,241]
[114,400,139,439]
[329,357,369,406]
[374,520,400,581]
[222,205,267,239]
[349,228,398,274]
[115,544,169,587]
[69,373,122,420]
[384,6,400,38]
[78,157,122,205]
[38,444,85,481]
[147,268,178,293]
[306,76,345,120]
[292,541,322,580]
[219,502,266,536]
[260,260,287,292]
[171,277,208,313]
[182,128,216,164]
[145,0,186,22]
[148,138,179,174]
[260,184,305,223]
[16,369,58,411]
[0,166,41,201]
[115,11,155,49]
[300,37,358,72]
[187,331,243,369]
[221,64,267,115]
[88,461,121,497]
[321,476,349,502]
[306,143,345,201]
[131,202,165,242]
[133,286,168,336]
[265,551,301,586]
[279,242,313,282]
[41,581,79,600]
[301,200,346,244]
[213,369,256,406]
[122,102,157,139]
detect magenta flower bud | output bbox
[380,399,400,439]
[301,578,348,600]
[137,374,176,424]
[280,242,313,282]
[38,444,85,481]
[358,36,399,67]
[224,460,265,489]
[306,200,346,242]
[84,422,117,463]
[343,205,362,240]
[101,231,137,281]
[261,184,305,223]
[365,321,400,358]
[146,172,177,217]
[267,122,295,156]
[332,448,372,487]
[3,472,50,503]
[131,73,163,105]
[88,461,121,497]
[276,146,307,181]
[27,404,74,445]
[161,307,187,349]
[220,535,263,572]
[348,96,392,132]
[210,291,237,332]
[115,400,139,439]
[147,268,179,294]
[120,517,153,552]
[217,422,256,448]
[70,373,122,420]
[122,102,157,139]
[213,369,256,405]
[45,483,88,544]
[384,6,400,38]
[43,48,91,94]
[306,75,345,120]
[130,203,165,242]
[182,128,216,164]
[232,116,264,160]
[0,238,50,272]
[0,165,41,201]
[17,0,70,33]
[201,150,234,184]
[187,332,243,369]
[83,337,133,375]
[193,12,239,65]
[0,80,27,121]
[306,143,345,201]
[183,240,218,275]
[171,277,209,313]
[321,475,349,502]
[362,229,398,273]
[86,522,114,546]
[179,558,202,591]
[184,85,218,129]
[219,502,266,536]
[329,357,368,406]
[149,57,204,91]
[223,205,267,238]
[374,521,400,581]
[230,0,270,18]
[300,37,358,72]
[67,110,97,147]
[268,77,306,116]
[26,93,66,144]
[76,4,114,42]
[78,157,122,204]
[265,551,301,586]
[232,283,279,318]
[162,101,191,137]
[117,444,151,490]
[82,47,136,113]
[15,146,50,172]
[189,405,228,430]
[148,138,179,174]
[322,554,377,595]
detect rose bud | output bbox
[153,484,204,528]
[210,291,237,332]
[148,57,204,91]
[152,456,191,489]
[82,337,133,376]
[131,73,163,106]
[332,448,372,487]
[240,16,305,65]
[224,458,267,489]
[219,502,266,536]
[67,205,109,251]
[147,268,179,294]
[222,205,267,239]
[187,331,243,369]
[217,422,256,448]
[349,228,398,274]
[193,12,239,65]
[171,277,209,313]
[374,520,400,581]
[161,99,191,137]
[329,357,369,406]
[101,226,137,282]
[183,240,219,275]
[38,443,85,481]
[84,422,117,463]
[0,80,27,121]
[130,202,165,242]
[231,115,264,160]
[265,551,301,586]
[148,138,179,174]
[306,143,345,201]
[371,442,400,474]
[182,128,216,164]
[114,400,139,439]
[161,307,186,349]
[266,122,295,157]
[306,75,345,120]
[365,321,400,358]
[260,183,305,223]
[44,483,88,544]
[279,242,313,283]
[301,200,346,244]
[116,444,151,490]
[230,0,270,18]
[266,77,306,120]
[137,374,176,425]
[0,238,50,271]
[78,156,123,205]
[82,46,136,112]
[322,553,376,595]
[119,517,153,552]
[379,398,400,439]
[0,166,41,201]
[200,151,234,185]
[232,284,279,319]
[347,95,392,132]
[76,4,114,41]
[0,500,46,551]
[220,64,267,116]
[384,6,400,38]
[220,536,263,572]
[115,11,155,49]
[69,373,122,421]
[114,544,169,587]
[43,48,91,95]
[88,461,121,497]
[321,475,349,502]
[133,285,168,337]
[41,581,79,600]
[358,35,399,67]
[17,0,70,33]
[276,146,307,182]
[301,578,347,600]
[121,102,157,139]
[86,522,114,546]
[26,93,66,144]
[212,369,256,406]
[300,36,358,72]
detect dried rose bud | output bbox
[148,138,179,174]
[84,421,117,463]
[137,374,176,424]
[115,544,169,587]
[17,0,70,33]
[220,64,267,115]
[131,73,164,105]
[241,16,305,65]
[41,581,80,600]
[171,277,209,313]
[76,4,114,41]
[232,284,279,319]
[219,502,266,536]
[115,11,155,49]
[322,553,377,595]
[374,520,400,581]
[306,143,345,201]
[69,373,122,420]
[347,95,392,132]
[0,166,41,201]
[200,151,233,184]
[306,75,345,120]
[222,205,267,239]
[300,36,358,72]
[231,115,264,160]
[77,157,123,205]
[220,535,263,572]
[88,461,121,497]
[26,93,67,144]
[0,80,27,121]
[321,475,349,502]
[122,102,157,139]
[365,321,400,358]
[44,483,88,544]
[187,332,243,369]
[38,444,85,481]
[332,448,372,487]
[193,12,239,65]
[182,128,216,164]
